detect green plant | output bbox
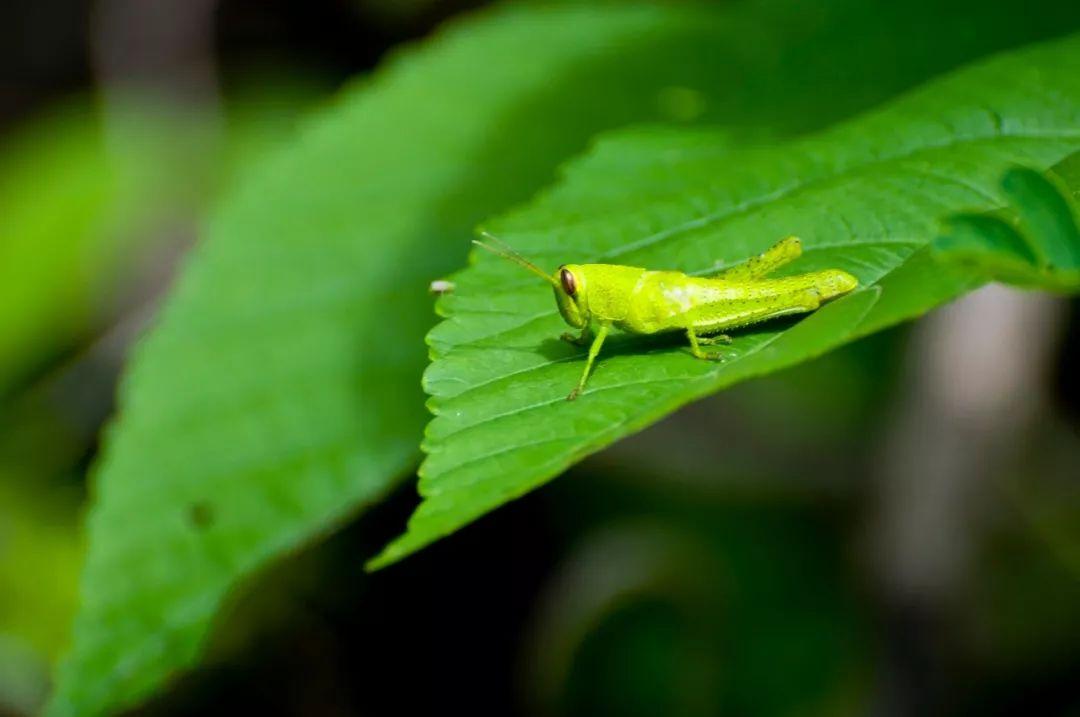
[39,1,1080,715]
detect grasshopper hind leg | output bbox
[712,236,802,280]
[685,288,825,361]
[686,327,727,361]
[698,332,732,346]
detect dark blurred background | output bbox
[1,1,1079,716]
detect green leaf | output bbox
[48,4,844,715]
[934,154,1080,290]
[370,32,1080,568]
[1050,147,1080,191]
[1002,165,1080,269]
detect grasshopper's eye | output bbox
[560,268,577,296]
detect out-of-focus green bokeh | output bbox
[0,69,324,714]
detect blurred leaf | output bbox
[1050,147,1080,190]
[0,80,320,714]
[0,635,49,716]
[0,476,82,715]
[934,154,1080,289]
[215,76,333,193]
[1003,163,1080,268]
[0,479,82,660]
[370,33,1080,567]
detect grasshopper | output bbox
[473,232,858,400]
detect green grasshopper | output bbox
[473,232,858,400]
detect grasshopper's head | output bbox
[472,232,589,329]
[554,264,587,329]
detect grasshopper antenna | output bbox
[472,230,558,286]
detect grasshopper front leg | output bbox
[561,326,591,346]
[567,323,609,401]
